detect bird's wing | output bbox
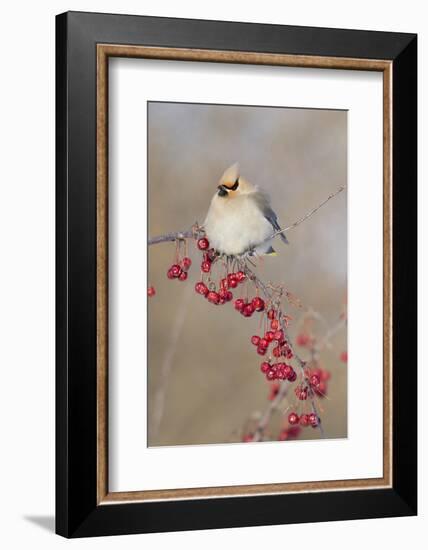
[254,192,289,244]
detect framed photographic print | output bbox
[56,11,417,537]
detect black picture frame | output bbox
[56,11,417,538]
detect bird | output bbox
[203,163,288,257]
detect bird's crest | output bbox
[220,162,240,186]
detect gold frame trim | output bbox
[96,44,393,505]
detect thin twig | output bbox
[252,381,290,442]
[148,230,194,246]
[150,284,193,440]
[147,186,345,247]
[314,316,347,356]
[267,186,345,242]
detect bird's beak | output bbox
[217,184,228,197]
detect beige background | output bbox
[147,101,347,446]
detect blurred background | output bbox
[147,101,347,446]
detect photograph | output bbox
[0,1,420,545]
[147,101,348,447]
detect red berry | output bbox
[287,369,297,382]
[242,303,255,317]
[321,369,331,381]
[257,346,267,356]
[201,260,211,273]
[147,286,156,297]
[276,367,287,380]
[259,337,268,348]
[267,309,276,320]
[195,281,208,296]
[274,329,284,341]
[296,333,310,347]
[299,414,310,427]
[270,319,279,330]
[181,257,192,270]
[243,434,253,442]
[316,381,327,396]
[282,364,293,379]
[310,374,320,387]
[260,362,270,373]
[251,297,265,311]
[179,271,188,281]
[278,430,289,441]
[265,330,275,342]
[283,346,293,359]
[218,288,227,299]
[197,237,210,250]
[266,369,276,381]
[220,277,229,290]
[309,412,319,427]
[207,291,220,305]
[167,268,176,279]
[272,346,281,358]
[170,264,182,277]
[236,270,246,282]
[340,351,348,363]
[227,273,238,288]
[251,335,261,346]
[219,288,232,302]
[234,298,245,311]
[295,385,308,400]
[288,412,300,425]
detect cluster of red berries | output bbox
[307,366,331,397]
[278,425,301,441]
[250,313,293,360]
[194,253,247,308]
[288,411,320,428]
[260,360,296,382]
[195,280,234,305]
[294,384,309,400]
[234,293,262,318]
[166,256,192,282]
[293,366,330,400]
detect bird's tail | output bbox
[278,232,289,244]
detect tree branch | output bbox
[252,381,290,442]
[148,229,194,246]
[147,186,345,247]
[239,260,324,439]
[267,185,345,242]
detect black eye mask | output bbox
[226,178,239,191]
[217,178,239,197]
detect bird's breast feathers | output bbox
[204,193,273,255]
